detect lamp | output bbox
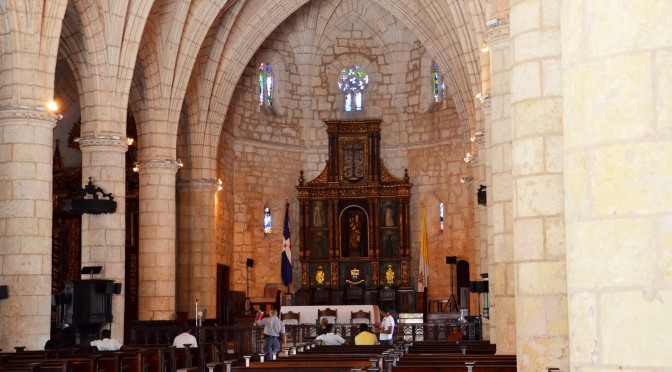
[470,130,485,142]
[217,178,223,191]
[480,43,490,53]
[486,18,502,27]
[460,176,473,183]
[464,152,477,163]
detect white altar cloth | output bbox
[280,305,380,325]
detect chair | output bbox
[280,311,300,325]
[317,308,337,324]
[378,286,396,310]
[343,285,364,305]
[350,310,371,324]
[312,286,330,305]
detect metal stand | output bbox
[244,266,252,314]
[447,263,459,312]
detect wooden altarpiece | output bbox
[296,119,415,310]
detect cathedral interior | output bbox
[1,1,671,370]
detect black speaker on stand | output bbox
[244,259,254,314]
[445,256,458,312]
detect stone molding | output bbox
[177,178,218,191]
[0,105,59,123]
[484,21,510,46]
[137,158,182,173]
[78,135,128,150]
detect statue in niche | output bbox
[341,209,367,257]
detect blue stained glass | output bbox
[345,93,352,112]
[355,92,362,111]
[432,62,445,103]
[264,207,272,234]
[259,62,273,107]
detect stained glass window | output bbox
[439,202,444,231]
[264,207,272,234]
[432,62,445,102]
[338,65,368,111]
[259,62,273,107]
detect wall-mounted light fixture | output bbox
[464,152,477,163]
[470,130,485,142]
[218,178,223,191]
[486,18,502,27]
[126,137,134,146]
[480,43,490,53]
[460,176,473,183]
[132,162,140,173]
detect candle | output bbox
[195,299,199,327]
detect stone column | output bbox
[78,135,127,341]
[562,1,672,370]
[137,159,179,320]
[510,0,567,369]
[483,20,516,354]
[0,106,57,351]
[177,178,217,319]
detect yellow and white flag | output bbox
[417,207,429,292]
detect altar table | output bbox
[280,304,380,325]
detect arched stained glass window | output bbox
[433,62,445,103]
[264,207,272,234]
[338,65,369,112]
[259,62,273,107]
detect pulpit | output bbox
[296,119,414,306]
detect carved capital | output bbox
[136,158,182,173]
[0,105,59,124]
[78,135,128,150]
[484,21,510,48]
[177,178,218,191]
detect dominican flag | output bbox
[281,202,292,287]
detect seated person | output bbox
[354,323,378,345]
[173,323,198,348]
[90,329,123,351]
[316,317,331,336]
[315,324,349,346]
[447,326,464,342]
[44,329,73,350]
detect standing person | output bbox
[255,309,285,358]
[173,323,198,348]
[354,323,378,345]
[90,329,123,351]
[375,308,395,345]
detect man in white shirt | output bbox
[315,324,349,346]
[375,308,395,345]
[173,323,198,348]
[90,329,123,351]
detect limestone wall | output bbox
[219,0,475,302]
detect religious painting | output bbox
[311,229,329,259]
[379,199,398,227]
[380,229,399,258]
[311,200,327,227]
[340,207,368,257]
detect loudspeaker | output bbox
[446,256,457,264]
[113,283,122,294]
[0,285,8,299]
[246,258,254,268]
